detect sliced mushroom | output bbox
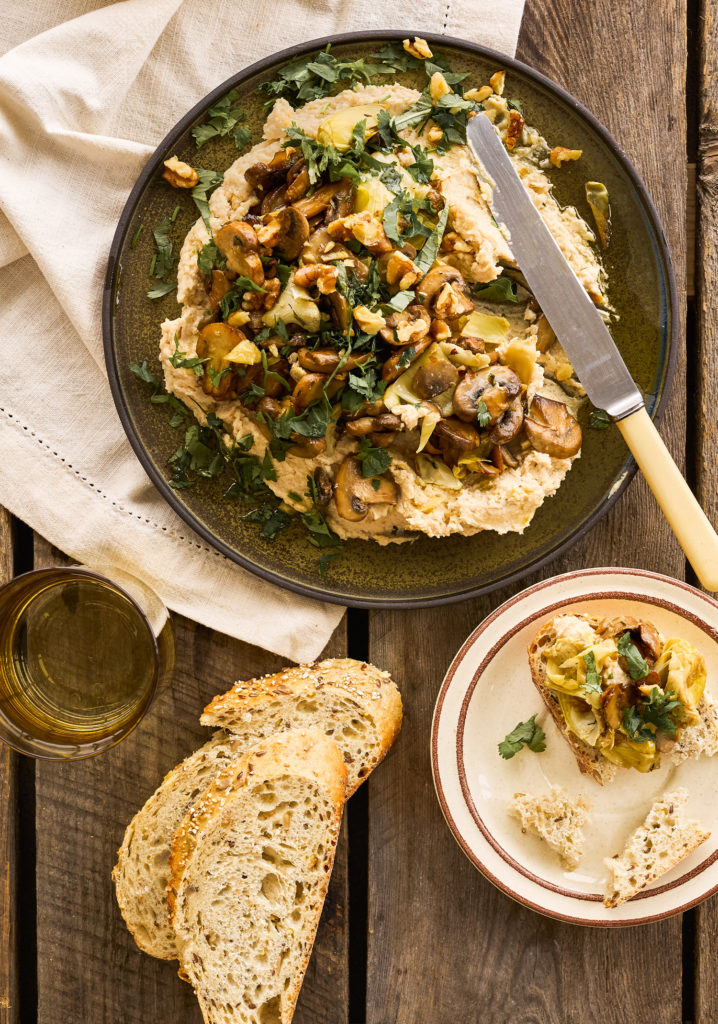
[285,163,311,203]
[381,335,432,382]
[524,394,582,458]
[261,185,288,214]
[488,396,524,444]
[206,269,231,314]
[289,437,327,459]
[601,617,663,664]
[313,467,334,506]
[291,373,330,412]
[244,150,298,194]
[294,180,351,219]
[324,180,355,223]
[214,221,264,285]
[297,348,370,373]
[344,414,402,436]
[273,207,310,261]
[432,418,481,466]
[416,264,464,305]
[601,682,636,731]
[334,456,399,522]
[327,291,351,332]
[412,356,459,399]
[196,322,246,397]
[453,366,521,424]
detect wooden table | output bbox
[2,0,717,1019]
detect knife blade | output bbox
[466,113,642,421]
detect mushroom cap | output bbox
[334,456,399,522]
[432,417,481,466]
[488,396,524,444]
[524,394,582,458]
[453,366,521,424]
[214,221,264,284]
[412,355,459,399]
[274,207,310,261]
[416,263,464,305]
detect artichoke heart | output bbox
[384,343,456,416]
[557,692,602,747]
[316,103,385,150]
[654,638,706,714]
[414,453,463,489]
[585,181,611,249]
[601,736,657,773]
[461,311,510,346]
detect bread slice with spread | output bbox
[603,788,710,907]
[528,613,710,785]
[113,658,401,961]
[168,729,347,1024]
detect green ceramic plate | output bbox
[103,31,677,608]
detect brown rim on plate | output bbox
[431,568,718,926]
[103,33,678,609]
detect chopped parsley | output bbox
[582,650,602,694]
[191,168,224,229]
[356,437,392,478]
[617,632,650,680]
[146,217,177,300]
[197,240,226,275]
[192,89,251,150]
[498,715,546,759]
[476,398,491,428]
[640,687,682,736]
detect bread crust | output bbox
[168,729,347,1023]
[201,657,403,796]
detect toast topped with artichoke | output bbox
[528,612,712,784]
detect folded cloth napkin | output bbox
[0,0,525,662]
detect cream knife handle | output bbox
[616,406,718,590]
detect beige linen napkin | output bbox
[0,0,525,662]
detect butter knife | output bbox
[466,113,718,589]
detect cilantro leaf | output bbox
[130,360,160,387]
[618,632,650,680]
[379,163,403,194]
[356,437,392,478]
[146,281,176,300]
[507,97,524,113]
[640,687,682,736]
[582,650,602,694]
[191,168,224,229]
[498,715,546,759]
[197,240,226,275]
[192,89,250,150]
[476,398,491,428]
[622,705,653,744]
[406,144,434,184]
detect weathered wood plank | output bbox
[692,0,718,1017]
[366,0,688,1019]
[31,538,348,1024]
[0,509,18,1024]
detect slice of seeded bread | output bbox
[508,786,590,870]
[113,731,247,959]
[528,616,617,785]
[168,729,347,1024]
[603,788,710,907]
[200,658,402,795]
[113,658,401,961]
[671,691,718,764]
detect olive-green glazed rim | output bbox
[103,30,677,609]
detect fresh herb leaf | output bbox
[476,398,491,427]
[243,503,291,540]
[146,281,176,300]
[498,714,546,759]
[582,650,602,694]
[618,632,650,680]
[589,408,612,430]
[414,204,449,275]
[152,218,174,280]
[622,705,653,744]
[379,163,403,194]
[356,437,392,478]
[197,240,226,275]
[130,360,160,387]
[398,344,416,368]
[640,687,682,736]
[192,89,250,150]
[507,98,524,113]
[233,123,252,150]
[471,277,518,304]
[191,168,224,229]
[406,144,434,184]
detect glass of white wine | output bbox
[0,563,174,759]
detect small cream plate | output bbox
[431,568,718,926]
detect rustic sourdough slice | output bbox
[671,691,718,764]
[113,731,246,959]
[603,788,710,907]
[169,729,347,1024]
[200,658,402,795]
[508,786,590,870]
[528,616,617,785]
[113,657,401,961]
